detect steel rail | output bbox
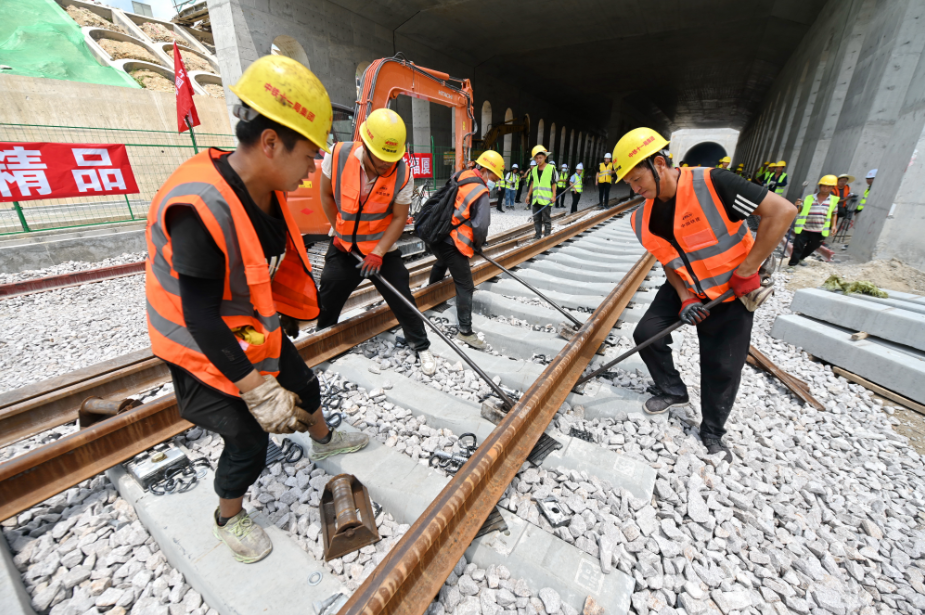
[0,206,607,448]
[0,200,640,521]
[0,262,147,299]
[337,252,656,615]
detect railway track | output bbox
[1,197,669,615]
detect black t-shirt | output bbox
[166,152,288,279]
[649,168,768,243]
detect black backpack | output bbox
[414,172,485,245]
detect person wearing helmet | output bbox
[735,163,746,178]
[613,127,796,462]
[859,169,876,216]
[765,161,788,195]
[427,150,504,349]
[834,173,855,220]
[717,156,731,169]
[515,161,531,204]
[556,163,569,208]
[318,108,436,376]
[596,152,614,207]
[569,163,585,213]
[789,175,840,268]
[527,145,558,237]
[144,56,369,564]
[751,161,771,184]
[502,163,520,210]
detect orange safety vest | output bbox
[450,169,489,257]
[331,141,411,255]
[145,149,319,397]
[631,167,754,302]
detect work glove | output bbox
[357,253,383,278]
[679,298,710,326]
[729,269,761,298]
[240,375,314,434]
[279,314,300,339]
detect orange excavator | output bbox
[286,54,476,246]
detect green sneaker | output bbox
[212,508,272,564]
[311,429,369,460]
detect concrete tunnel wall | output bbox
[205,0,621,171]
[732,0,925,269]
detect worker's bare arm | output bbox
[738,192,797,276]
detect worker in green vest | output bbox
[717,156,731,169]
[494,161,507,213]
[752,161,770,184]
[501,163,519,211]
[556,163,569,208]
[527,145,557,239]
[788,175,839,268]
[569,163,584,213]
[765,161,788,195]
[859,168,876,215]
[597,152,614,206]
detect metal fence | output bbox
[0,123,237,235]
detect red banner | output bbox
[403,152,433,179]
[0,143,139,202]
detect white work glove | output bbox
[240,375,314,434]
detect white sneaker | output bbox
[418,349,436,375]
[213,508,272,564]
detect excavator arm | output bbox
[474,116,530,154]
[354,55,475,173]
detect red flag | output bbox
[173,42,200,133]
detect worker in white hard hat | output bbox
[597,152,614,207]
[556,163,569,208]
[319,108,436,376]
[526,145,558,237]
[502,162,520,211]
[569,163,584,213]
[859,169,876,215]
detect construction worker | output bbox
[145,56,369,564]
[859,169,876,216]
[527,145,558,239]
[717,156,731,169]
[522,159,538,209]
[515,162,530,203]
[318,108,436,376]
[556,163,569,208]
[502,163,519,210]
[569,163,584,213]
[613,127,797,462]
[495,162,507,213]
[597,152,614,206]
[834,173,854,219]
[735,163,746,178]
[428,150,504,349]
[667,153,674,168]
[788,175,839,268]
[765,161,788,194]
[751,161,770,184]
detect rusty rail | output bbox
[0,200,641,521]
[339,253,656,615]
[0,262,147,299]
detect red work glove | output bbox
[357,253,383,278]
[729,269,761,298]
[679,298,710,326]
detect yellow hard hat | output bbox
[611,127,669,183]
[229,55,333,153]
[777,160,787,166]
[358,109,406,163]
[668,153,673,159]
[768,162,781,168]
[531,145,549,158]
[719,156,731,163]
[818,174,838,187]
[476,150,505,178]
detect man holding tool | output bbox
[527,145,558,239]
[428,150,504,349]
[145,56,368,564]
[612,127,796,461]
[317,108,436,376]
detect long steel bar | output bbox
[337,253,656,615]
[0,202,637,521]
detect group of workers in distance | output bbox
[142,55,808,566]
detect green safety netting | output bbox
[0,0,139,88]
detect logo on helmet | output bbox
[365,126,375,140]
[385,139,399,147]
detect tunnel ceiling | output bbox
[324,0,826,131]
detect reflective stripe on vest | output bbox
[794,194,839,237]
[331,141,409,254]
[630,167,754,302]
[450,170,489,257]
[557,172,567,188]
[531,164,555,206]
[505,172,519,190]
[573,174,583,193]
[773,172,788,194]
[145,149,318,397]
[599,162,613,184]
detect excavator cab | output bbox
[286,103,355,243]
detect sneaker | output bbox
[311,429,369,460]
[213,508,272,564]
[702,437,733,463]
[418,349,436,375]
[643,393,690,415]
[457,331,487,350]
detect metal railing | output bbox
[0,123,236,235]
